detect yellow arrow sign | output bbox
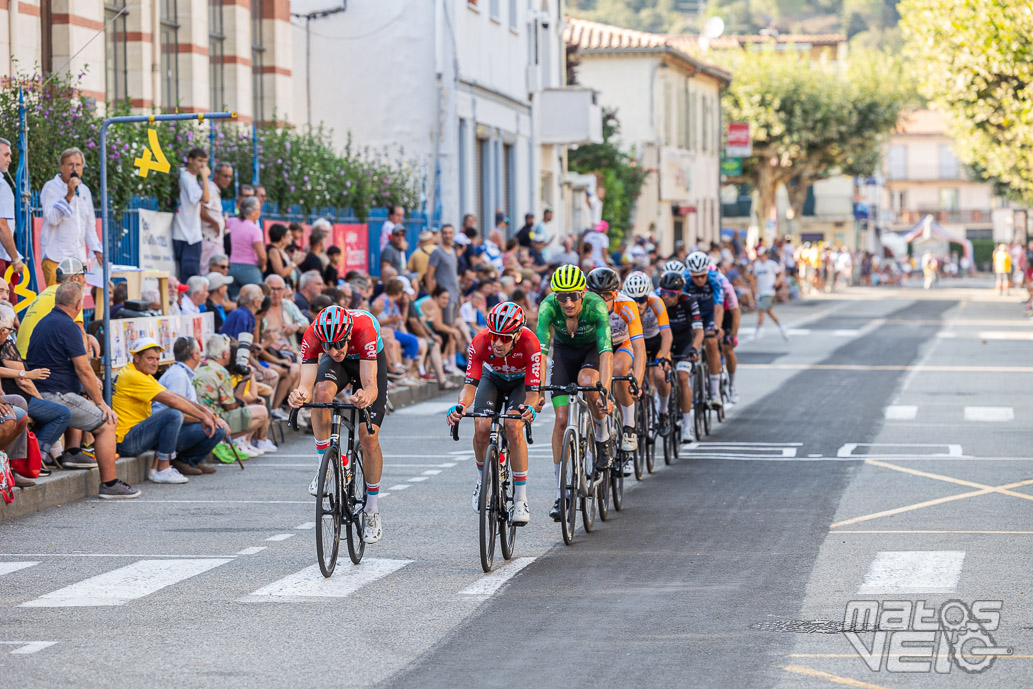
[133,128,171,178]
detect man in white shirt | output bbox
[0,138,24,278]
[200,163,231,275]
[380,205,404,252]
[584,221,611,267]
[171,148,211,282]
[180,275,209,315]
[39,147,102,286]
[749,246,787,341]
[477,229,505,272]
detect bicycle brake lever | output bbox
[362,409,374,435]
[451,419,460,442]
[288,408,299,432]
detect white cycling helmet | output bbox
[663,259,686,274]
[686,251,710,276]
[622,271,653,299]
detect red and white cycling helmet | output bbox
[487,301,525,336]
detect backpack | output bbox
[10,432,42,479]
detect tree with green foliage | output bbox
[720,47,911,231]
[900,0,1033,202]
[568,108,649,247]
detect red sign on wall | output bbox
[333,224,368,273]
[726,121,752,157]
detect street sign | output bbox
[721,157,742,176]
[726,121,751,157]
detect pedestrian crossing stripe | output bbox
[0,562,38,577]
[243,558,412,602]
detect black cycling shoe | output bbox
[593,440,611,473]
[658,412,670,437]
[550,498,561,522]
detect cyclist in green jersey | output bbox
[536,265,613,521]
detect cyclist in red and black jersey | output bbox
[289,305,387,544]
[446,302,542,525]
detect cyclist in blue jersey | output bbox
[682,252,725,409]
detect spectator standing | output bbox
[294,270,325,316]
[380,205,405,252]
[114,338,227,481]
[298,226,327,274]
[180,275,208,315]
[494,212,509,240]
[28,282,138,498]
[323,246,343,287]
[205,272,233,332]
[516,213,535,248]
[407,231,437,287]
[381,226,408,275]
[264,223,297,288]
[425,223,460,327]
[749,246,788,341]
[553,235,579,265]
[39,148,102,286]
[0,137,24,277]
[584,221,611,267]
[200,162,232,273]
[226,196,267,297]
[170,148,211,282]
[993,244,1012,296]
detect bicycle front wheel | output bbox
[559,428,578,545]
[345,446,367,565]
[315,446,342,577]
[693,365,706,440]
[669,392,682,461]
[499,447,516,561]
[611,458,624,511]
[479,444,500,572]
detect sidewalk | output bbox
[0,377,458,522]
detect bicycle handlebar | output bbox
[532,382,607,397]
[288,403,374,434]
[611,374,640,397]
[450,410,534,445]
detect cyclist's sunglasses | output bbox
[489,332,516,344]
[690,273,708,281]
[658,289,681,298]
[326,338,350,351]
[555,292,583,303]
[633,295,650,304]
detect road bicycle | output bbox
[289,402,373,576]
[607,374,641,513]
[648,358,680,466]
[694,343,713,439]
[450,402,533,573]
[536,383,609,545]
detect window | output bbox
[939,188,959,211]
[888,145,906,180]
[458,119,468,217]
[490,0,500,21]
[891,190,906,211]
[509,0,517,29]
[251,0,266,122]
[477,137,490,232]
[209,0,226,110]
[502,143,515,226]
[938,144,959,179]
[160,0,180,108]
[105,1,129,104]
[689,91,698,151]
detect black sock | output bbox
[103,479,118,487]
[67,447,82,455]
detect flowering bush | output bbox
[0,71,420,220]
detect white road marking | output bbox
[682,442,799,459]
[387,484,411,491]
[265,534,294,542]
[0,641,57,655]
[272,454,460,460]
[0,562,39,577]
[884,405,918,420]
[422,470,442,475]
[964,406,1014,422]
[460,557,537,596]
[786,329,811,336]
[20,559,232,607]
[858,551,965,594]
[832,329,861,336]
[407,476,429,483]
[977,331,1033,341]
[392,400,455,416]
[294,522,316,530]
[438,462,457,467]
[245,559,412,601]
[131,500,311,504]
[837,443,965,458]
[236,547,267,555]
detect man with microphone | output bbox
[40,148,103,286]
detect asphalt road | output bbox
[2,282,1031,689]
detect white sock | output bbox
[418,362,427,375]
[683,412,692,429]
[621,403,635,427]
[710,374,720,395]
[658,393,669,410]
[592,415,609,443]
[554,463,561,499]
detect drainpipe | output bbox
[8,0,18,76]
[291,3,348,129]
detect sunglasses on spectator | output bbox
[659,289,681,298]
[215,264,229,270]
[555,292,582,303]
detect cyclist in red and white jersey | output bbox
[446,302,542,525]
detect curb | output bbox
[1,378,458,523]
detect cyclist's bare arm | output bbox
[288,363,319,407]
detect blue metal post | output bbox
[252,122,260,185]
[99,111,236,404]
[15,85,35,292]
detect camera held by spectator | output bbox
[232,332,253,377]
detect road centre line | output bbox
[738,363,1033,373]
[781,664,894,689]
[294,522,316,530]
[264,534,294,542]
[131,500,311,504]
[0,553,242,558]
[270,454,463,459]
[236,547,267,555]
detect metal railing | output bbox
[893,209,993,225]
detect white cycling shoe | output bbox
[729,387,740,405]
[363,512,382,544]
[620,427,638,452]
[512,501,530,526]
[309,468,331,497]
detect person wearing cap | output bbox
[114,337,227,482]
[15,256,90,360]
[27,281,139,498]
[180,275,209,316]
[407,230,437,287]
[39,148,103,287]
[381,225,408,275]
[205,271,234,332]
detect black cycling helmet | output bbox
[658,271,686,291]
[586,267,620,293]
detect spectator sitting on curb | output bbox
[27,281,140,499]
[194,334,274,456]
[114,338,228,482]
[294,270,325,316]
[16,257,97,359]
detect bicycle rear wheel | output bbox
[345,446,367,565]
[315,447,342,577]
[669,392,682,461]
[693,365,706,440]
[611,458,624,511]
[717,366,729,422]
[581,448,597,533]
[559,428,578,545]
[479,444,500,572]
